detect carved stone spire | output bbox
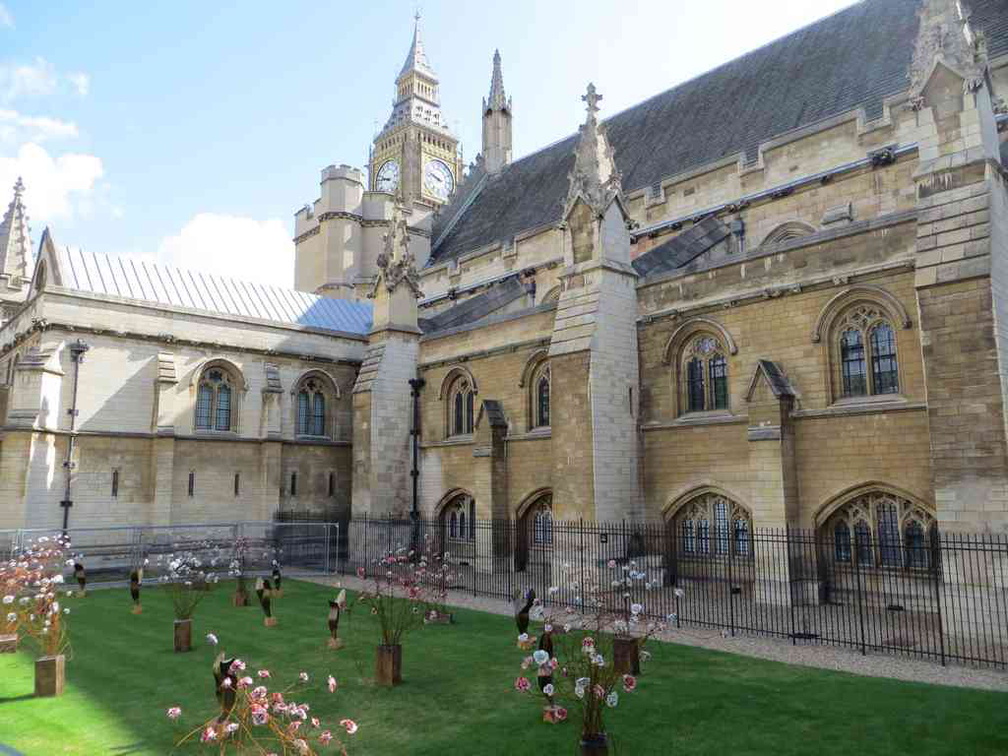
[399,11,435,79]
[371,201,422,300]
[564,83,622,217]
[484,49,510,113]
[482,50,513,174]
[0,177,31,281]
[908,0,989,109]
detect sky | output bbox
[0,0,858,289]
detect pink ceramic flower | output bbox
[311,716,320,729]
[238,676,253,689]
[514,676,531,692]
[319,730,333,746]
[251,705,269,726]
[623,674,637,692]
[166,706,182,720]
[340,718,359,735]
[327,675,337,693]
[200,727,217,743]
[257,669,271,678]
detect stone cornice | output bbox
[0,425,352,446]
[0,318,364,367]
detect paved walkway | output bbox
[304,574,1008,693]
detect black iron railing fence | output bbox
[327,514,1008,669]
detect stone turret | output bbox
[0,177,32,325]
[482,50,513,174]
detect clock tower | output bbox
[369,13,462,206]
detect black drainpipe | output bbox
[60,339,90,533]
[408,377,425,549]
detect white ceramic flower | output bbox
[606,691,619,708]
[532,649,549,666]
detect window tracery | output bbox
[823,490,936,570]
[833,305,899,399]
[671,492,751,558]
[680,335,729,414]
[195,366,239,432]
[448,377,475,437]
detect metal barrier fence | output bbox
[336,514,1008,669]
[0,521,339,587]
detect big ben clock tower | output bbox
[369,13,462,206]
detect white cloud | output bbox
[0,142,104,220]
[158,213,294,288]
[0,4,13,28]
[0,109,78,144]
[0,58,58,102]
[66,72,90,97]
[0,58,92,102]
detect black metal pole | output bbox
[408,377,425,552]
[60,339,89,533]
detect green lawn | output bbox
[1,579,1005,755]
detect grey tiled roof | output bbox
[753,359,796,398]
[51,246,373,336]
[430,0,1008,267]
[419,273,528,333]
[632,217,730,277]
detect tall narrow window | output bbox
[216,384,232,431]
[290,472,297,497]
[449,512,458,538]
[686,358,705,412]
[537,374,551,428]
[904,521,927,569]
[465,391,474,434]
[733,519,749,556]
[449,378,475,436]
[854,521,872,565]
[188,471,195,498]
[714,499,729,555]
[312,393,326,436]
[111,470,119,498]
[840,329,867,397]
[709,354,728,410]
[834,521,851,562]
[682,520,695,554]
[697,519,710,555]
[297,391,309,435]
[877,502,901,566]
[196,385,213,429]
[453,391,464,436]
[469,499,476,540]
[328,472,335,498]
[870,324,899,395]
[234,473,240,497]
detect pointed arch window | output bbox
[681,335,729,413]
[448,378,475,437]
[833,305,900,399]
[671,492,752,560]
[443,494,476,542]
[195,366,239,432]
[536,372,551,428]
[296,376,332,437]
[823,490,935,571]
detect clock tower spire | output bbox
[370,12,461,207]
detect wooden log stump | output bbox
[375,644,402,686]
[613,636,640,675]
[35,655,65,697]
[174,619,193,653]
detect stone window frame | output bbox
[439,366,478,440]
[816,485,936,572]
[516,488,554,556]
[662,317,738,419]
[291,369,341,441]
[439,490,476,543]
[812,285,911,405]
[192,358,246,434]
[666,488,753,561]
[519,350,551,432]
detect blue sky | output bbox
[0,0,856,288]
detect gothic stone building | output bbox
[3,0,1008,568]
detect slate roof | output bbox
[632,217,731,277]
[751,359,796,399]
[429,0,1008,267]
[419,273,528,333]
[49,246,373,336]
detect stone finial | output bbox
[484,49,511,113]
[907,0,988,109]
[0,176,31,281]
[371,202,422,299]
[564,83,623,217]
[399,10,435,79]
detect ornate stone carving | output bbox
[370,203,423,299]
[563,83,624,218]
[907,0,988,110]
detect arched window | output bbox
[532,500,553,546]
[833,305,900,399]
[681,335,729,413]
[442,494,476,542]
[671,491,751,559]
[448,378,475,437]
[536,372,551,428]
[194,365,239,432]
[823,490,935,571]
[294,374,336,438]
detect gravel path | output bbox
[303,574,1008,693]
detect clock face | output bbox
[423,159,455,201]
[375,160,399,193]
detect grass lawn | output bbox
[0,579,1006,755]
